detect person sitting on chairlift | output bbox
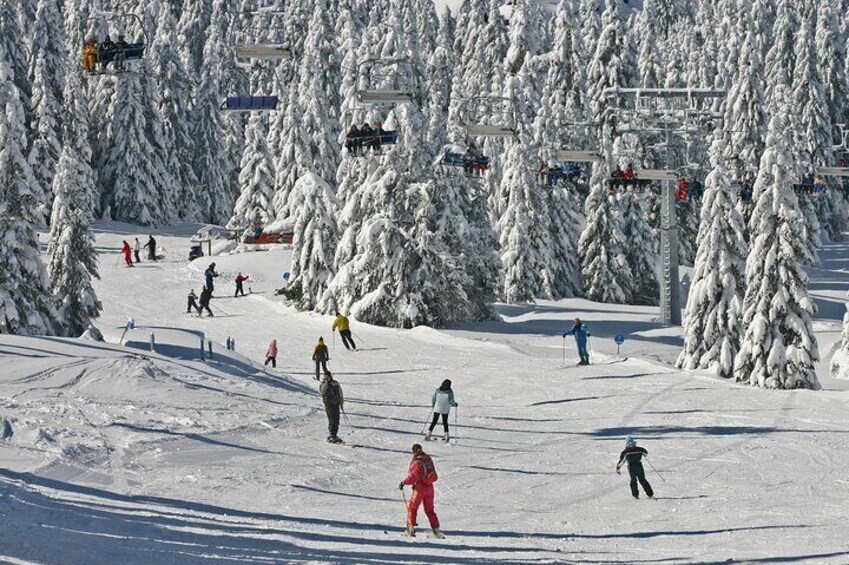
[346,124,361,154]
[813,174,826,195]
[114,35,129,72]
[462,148,475,175]
[82,37,98,73]
[676,178,689,201]
[373,121,386,153]
[98,35,115,72]
[538,159,550,186]
[360,122,374,152]
[624,163,636,182]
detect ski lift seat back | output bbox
[442,152,490,168]
[97,43,145,67]
[220,96,279,112]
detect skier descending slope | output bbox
[563,318,591,365]
[426,380,458,442]
[616,436,654,499]
[312,337,330,381]
[332,311,357,351]
[399,443,443,538]
[320,371,344,444]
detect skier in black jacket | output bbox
[616,436,654,499]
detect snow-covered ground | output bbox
[2,222,849,564]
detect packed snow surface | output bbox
[2,223,849,564]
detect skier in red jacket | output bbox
[399,443,443,538]
[234,272,249,297]
[121,240,133,267]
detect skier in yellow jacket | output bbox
[332,312,357,351]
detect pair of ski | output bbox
[423,436,450,443]
[402,528,444,539]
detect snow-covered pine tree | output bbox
[816,0,848,129]
[579,139,633,303]
[580,1,633,304]
[48,67,101,337]
[190,9,231,224]
[229,111,275,232]
[724,29,767,191]
[27,0,66,223]
[296,0,341,188]
[497,81,554,302]
[425,9,455,150]
[176,0,212,81]
[0,0,33,122]
[619,188,657,305]
[677,136,747,378]
[99,72,164,225]
[792,7,842,242]
[734,96,820,390]
[282,172,338,310]
[763,0,798,113]
[0,45,61,335]
[634,0,663,88]
[150,4,201,222]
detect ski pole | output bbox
[562,336,566,367]
[400,487,408,520]
[454,407,458,445]
[419,408,434,435]
[342,407,353,435]
[645,457,666,482]
[211,302,229,316]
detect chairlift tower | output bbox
[603,87,726,326]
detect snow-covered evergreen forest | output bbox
[3,0,849,389]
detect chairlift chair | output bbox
[220,96,279,112]
[460,96,518,138]
[82,11,147,75]
[356,58,415,105]
[231,10,291,69]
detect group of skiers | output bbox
[675,178,704,201]
[345,122,391,154]
[186,262,219,316]
[120,236,157,267]
[797,173,827,197]
[81,34,131,73]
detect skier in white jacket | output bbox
[426,379,458,442]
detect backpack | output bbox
[419,456,438,485]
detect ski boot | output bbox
[404,525,416,537]
[424,431,432,441]
[443,433,450,443]
[430,528,444,539]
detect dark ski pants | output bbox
[629,464,653,498]
[340,329,356,350]
[134,250,141,263]
[187,298,200,314]
[428,412,449,434]
[235,281,245,297]
[264,356,276,368]
[324,403,340,438]
[199,302,213,316]
[315,360,329,379]
[148,247,157,261]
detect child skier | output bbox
[616,436,654,499]
[312,337,330,381]
[320,371,344,443]
[186,289,200,314]
[133,237,142,263]
[426,379,458,442]
[399,443,443,538]
[265,339,278,368]
[234,272,249,297]
[563,318,591,365]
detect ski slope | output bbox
[1,222,849,564]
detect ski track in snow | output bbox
[1,223,849,564]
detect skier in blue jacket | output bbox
[563,318,591,365]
